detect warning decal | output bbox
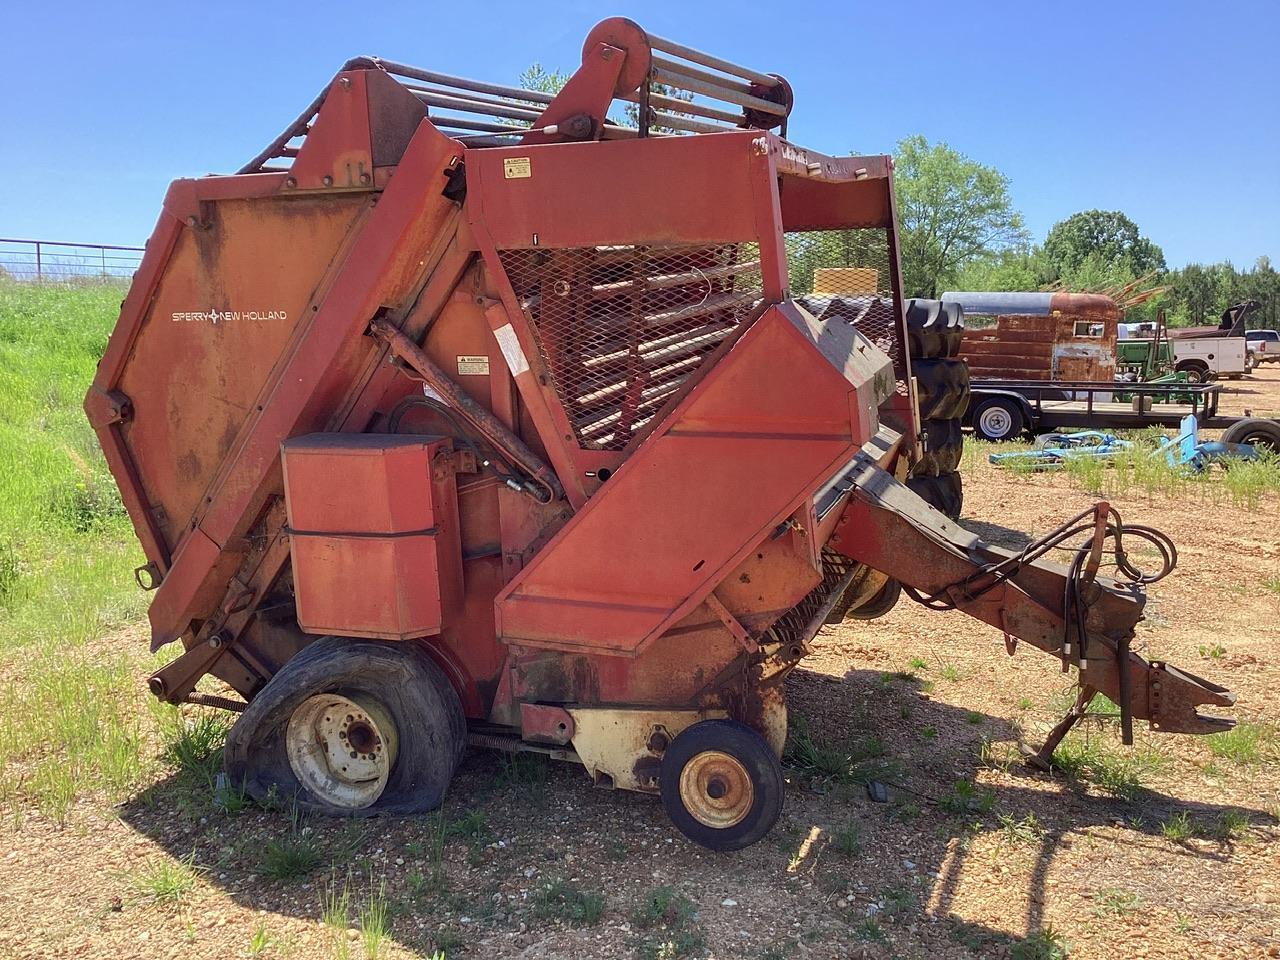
[503,157,531,179]
[456,355,490,376]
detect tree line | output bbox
[890,136,1276,328]
[506,65,1274,329]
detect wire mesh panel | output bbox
[499,244,764,450]
[786,229,908,391]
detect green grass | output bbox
[0,281,155,818]
[359,879,389,960]
[533,880,606,926]
[260,833,324,880]
[786,718,894,785]
[1205,722,1273,765]
[1011,926,1069,960]
[632,886,704,960]
[1092,887,1141,918]
[1051,734,1167,800]
[974,430,1280,507]
[130,850,204,905]
[1160,811,1193,842]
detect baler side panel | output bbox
[494,301,888,656]
[115,196,369,549]
[142,123,465,648]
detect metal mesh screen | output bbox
[499,244,764,450]
[786,229,907,390]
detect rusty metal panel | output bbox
[281,434,462,640]
[494,301,891,656]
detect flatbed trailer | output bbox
[967,379,1280,445]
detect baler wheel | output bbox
[224,638,465,816]
[846,577,902,620]
[659,719,783,851]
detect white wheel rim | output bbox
[286,693,398,808]
[979,406,1012,438]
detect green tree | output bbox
[1043,210,1166,282]
[892,136,1029,298]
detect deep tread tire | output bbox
[1220,417,1280,453]
[907,473,963,520]
[913,358,971,420]
[660,719,783,851]
[847,577,902,620]
[917,419,963,475]
[971,397,1025,442]
[224,638,465,816]
[905,299,965,359]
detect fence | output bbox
[0,237,144,282]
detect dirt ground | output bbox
[2,369,1278,960]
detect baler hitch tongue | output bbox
[828,452,1235,752]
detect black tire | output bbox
[971,397,1025,442]
[1220,417,1280,453]
[913,358,971,420]
[917,418,963,475]
[1176,362,1209,384]
[905,299,965,359]
[907,473,963,520]
[847,577,902,620]
[224,638,465,816]
[660,719,783,851]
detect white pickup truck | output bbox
[1168,332,1251,380]
[1117,322,1250,382]
[1247,329,1280,365]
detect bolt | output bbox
[285,177,297,189]
[338,77,352,90]
[647,730,670,754]
[360,172,372,185]
[322,175,333,187]
[600,47,614,60]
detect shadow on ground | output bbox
[118,661,1274,958]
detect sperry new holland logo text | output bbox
[172,308,288,324]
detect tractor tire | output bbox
[1220,417,1280,453]
[905,299,965,359]
[224,637,465,816]
[660,719,783,851]
[913,357,970,420]
[919,418,964,475]
[907,472,963,520]
[971,397,1025,442]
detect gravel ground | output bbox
[1,369,1277,960]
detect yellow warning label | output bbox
[503,157,532,179]
[456,355,490,376]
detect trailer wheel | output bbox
[660,719,783,851]
[972,398,1024,442]
[224,637,465,816]
[1220,417,1280,453]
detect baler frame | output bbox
[87,17,1233,850]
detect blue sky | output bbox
[4,0,1276,268]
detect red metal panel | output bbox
[494,301,883,656]
[471,132,770,251]
[282,434,462,640]
[143,121,464,648]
